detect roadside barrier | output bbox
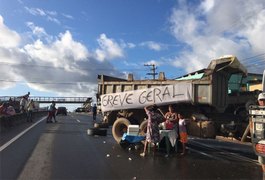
[0,111,48,133]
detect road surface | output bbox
[0,113,262,179]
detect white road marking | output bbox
[0,116,46,152]
[76,119,81,123]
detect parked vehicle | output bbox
[56,107,67,116]
[97,56,262,143]
[75,107,90,112]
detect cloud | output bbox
[0,16,21,48]
[144,59,162,67]
[200,0,215,13]
[24,31,90,75]
[168,0,265,74]
[0,15,124,96]
[26,22,52,43]
[62,13,74,20]
[140,41,164,51]
[25,7,46,16]
[24,6,61,24]
[94,33,124,61]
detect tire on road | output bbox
[87,128,107,136]
[94,122,109,129]
[112,118,131,143]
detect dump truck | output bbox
[249,70,265,173]
[97,56,262,143]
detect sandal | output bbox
[140,152,146,157]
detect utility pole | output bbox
[144,64,158,80]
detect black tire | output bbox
[94,128,107,136]
[245,100,256,111]
[87,128,107,136]
[112,118,131,143]
[87,128,94,135]
[94,122,109,129]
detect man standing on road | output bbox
[26,99,35,122]
[20,96,28,113]
[92,104,97,121]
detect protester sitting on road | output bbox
[0,102,16,127]
[0,102,9,116]
[140,104,164,157]
[178,113,188,155]
[46,101,57,123]
[6,105,16,116]
[27,99,35,122]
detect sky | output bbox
[0,0,265,107]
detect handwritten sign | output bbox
[100,82,193,112]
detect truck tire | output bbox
[112,118,131,143]
[139,119,148,136]
[94,128,107,136]
[245,100,256,111]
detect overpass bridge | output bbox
[0,96,92,104]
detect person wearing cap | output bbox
[258,93,265,106]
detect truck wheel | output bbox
[245,100,256,111]
[139,119,148,136]
[112,118,131,143]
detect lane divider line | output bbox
[0,116,46,152]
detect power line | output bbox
[0,61,147,72]
[241,53,265,61]
[0,79,90,85]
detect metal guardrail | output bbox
[0,96,92,104]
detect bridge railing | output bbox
[0,96,92,104]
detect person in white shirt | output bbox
[26,99,35,122]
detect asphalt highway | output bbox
[0,113,262,180]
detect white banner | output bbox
[100,82,193,112]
